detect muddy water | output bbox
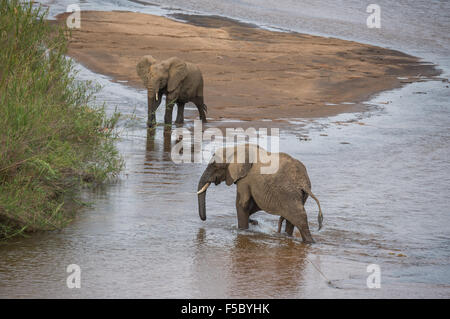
[1,1,449,298]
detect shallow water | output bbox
[1,0,449,298]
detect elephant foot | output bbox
[249,219,258,226]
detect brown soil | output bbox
[54,11,439,123]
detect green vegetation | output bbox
[0,1,123,239]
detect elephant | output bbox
[277,216,296,235]
[197,144,323,243]
[277,216,286,233]
[136,55,207,127]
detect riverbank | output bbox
[55,10,439,123]
[0,2,123,238]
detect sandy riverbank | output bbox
[55,11,439,123]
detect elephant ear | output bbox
[136,55,156,87]
[225,146,253,186]
[226,162,252,186]
[167,57,188,93]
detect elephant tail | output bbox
[304,188,323,231]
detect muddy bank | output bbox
[55,11,439,122]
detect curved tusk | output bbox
[197,182,211,195]
[155,92,159,101]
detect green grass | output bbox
[0,0,123,239]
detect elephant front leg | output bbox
[164,104,174,125]
[147,91,157,127]
[175,102,185,124]
[247,198,260,226]
[235,192,250,230]
[236,201,249,230]
[164,93,178,125]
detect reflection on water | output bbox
[192,228,309,298]
[145,127,173,160]
[1,0,449,298]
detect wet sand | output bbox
[55,11,439,122]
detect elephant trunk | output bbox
[197,170,211,221]
[148,80,160,103]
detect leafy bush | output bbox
[0,0,123,238]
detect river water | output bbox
[0,0,449,298]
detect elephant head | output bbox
[147,57,188,103]
[136,55,157,88]
[197,145,255,221]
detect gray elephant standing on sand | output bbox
[136,55,207,127]
[197,144,323,243]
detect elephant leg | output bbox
[236,198,249,229]
[277,216,294,235]
[147,91,159,127]
[193,96,207,123]
[175,102,185,124]
[282,203,314,243]
[285,220,295,236]
[277,217,293,235]
[164,95,176,125]
[298,226,314,243]
[247,198,260,226]
[235,186,255,230]
[291,191,309,237]
[277,217,284,233]
[293,213,314,243]
[279,191,308,236]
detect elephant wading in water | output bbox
[136,55,207,127]
[197,144,323,243]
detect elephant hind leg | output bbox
[282,203,314,243]
[193,96,207,123]
[295,215,314,244]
